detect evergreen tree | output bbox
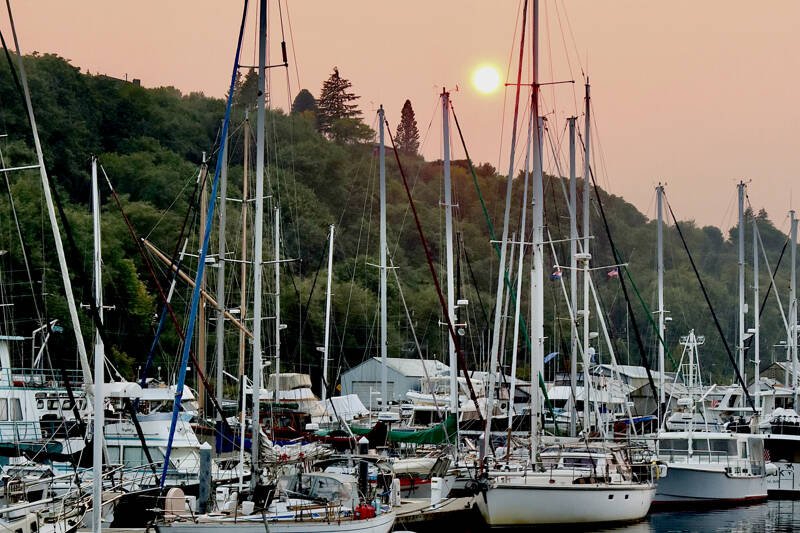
[234,68,258,108]
[317,67,361,135]
[395,99,420,155]
[292,89,317,114]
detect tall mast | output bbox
[238,111,250,377]
[483,0,529,459]
[198,153,208,414]
[442,90,458,418]
[530,66,543,452]
[322,224,334,402]
[738,181,746,390]
[250,0,267,486]
[91,155,104,533]
[216,133,228,410]
[791,210,798,409]
[274,206,281,401]
[657,184,665,423]
[568,116,578,437]
[7,7,92,386]
[531,115,544,448]
[753,212,760,412]
[379,105,388,411]
[581,80,591,431]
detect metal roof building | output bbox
[340,357,450,407]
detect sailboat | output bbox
[155,2,395,531]
[475,0,657,526]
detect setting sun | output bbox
[473,65,500,93]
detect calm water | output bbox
[445,500,800,532]
[594,500,800,533]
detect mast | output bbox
[530,92,544,454]
[239,111,249,377]
[483,0,528,460]
[274,206,282,401]
[7,7,93,386]
[753,212,760,412]
[568,116,577,437]
[738,181,745,391]
[216,135,228,411]
[251,0,267,487]
[379,105,388,411]
[442,90,458,418]
[792,210,798,409]
[198,153,208,415]
[322,225,334,402]
[91,155,104,533]
[581,80,591,432]
[657,184,665,423]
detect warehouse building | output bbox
[340,357,450,407]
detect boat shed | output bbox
[340,357,450,407]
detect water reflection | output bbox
[595,500,800,533]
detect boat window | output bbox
[62,400,72,410]
[562,457,595,469]
[11,399,22,421]
[36,399,44,409]
[660,439,688,451]
[107,446,120,464]
[694,440,709,451]
[30,521,37,533]
[0,398,8,421]
[740,443,748,459]
[47,400,59,410]
[709,440,737,455]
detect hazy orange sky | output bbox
[4,1,800,231]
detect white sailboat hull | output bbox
[654,463,767,505]
[476,479,655,526]
[158,510,395,533]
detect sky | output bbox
[4,1,800,231]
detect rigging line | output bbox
[497,0,525,170]
[101,165,236,444]
[583,146,660,415]
[390,94,439,261]
[385,117,484,423]
[289,232,326,364]
[389,252,452,447]
[283,0,301,90]
[462,237,490,333]
[0,151,41,325]
[137,162,205,402]
[663,192,757,413]
[449,100,558,427]
[746,204,790,343]
[155,0,251,480]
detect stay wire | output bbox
[663,192,756,412]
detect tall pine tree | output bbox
[395,99,420,155]
[317,67,361,135]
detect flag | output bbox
[551,267,563,280]
[607,268,619,278]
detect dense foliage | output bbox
[0,53,791,403]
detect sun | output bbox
[473,66,500,93]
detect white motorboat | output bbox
[476,442,657,527]
[655,431,767,505]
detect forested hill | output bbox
[0,53,790,392]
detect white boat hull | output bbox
[768,462,800,496]
[654,464,767,505]
[158,510,395,533]
[476,480,655,526]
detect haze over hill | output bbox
[0,53,792,398]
